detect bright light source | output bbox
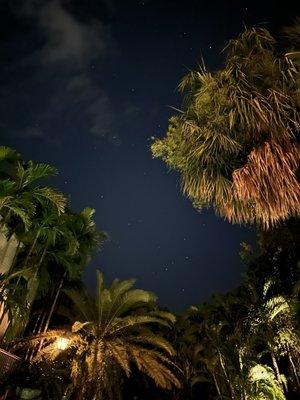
[55,337,70,351]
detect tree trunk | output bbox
[33,271,67,358]
[10,240,21,272]
[11,230,40,296]
[23,230,40,268]
[26,243,48,307]
[271,352,284,390]
[288,352,300,388]
[217,349,235,399]
[212,371,222,398]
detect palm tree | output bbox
[171,309,219,400]
[246,364,286,400]
[241,278,299,392]
[151,27,300,229]
[0,156,66,235]
[176,300,241,400]
[22,271,181,399]
[2,205,66,341]
[0,149,67,341]
[32,208,107,345]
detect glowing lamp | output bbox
[55,337,70,351]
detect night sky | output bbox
[0,0,298,311]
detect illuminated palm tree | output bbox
[246,364,286,400]
[24,271,181,399]
[242,278,300,392]
[152,27,300,229]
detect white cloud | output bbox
[19,0,110,66]
[4,1,124,146]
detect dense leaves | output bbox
[152,25,300,229]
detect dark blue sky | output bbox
[0,0,298,310]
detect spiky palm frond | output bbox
[16,161,57,189]
[33,187,67,214]
[21,272,180,399]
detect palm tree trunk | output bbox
[27,242,49,303]
[10,240,21,272]
[44,270,67,333]
[23,230,40,268]
[288,352,300,387]
[22,244,49,344]
[271,352,284,390]
[212,371,222,398]
[11,231,40,295]
[33,271,67,358]
[217,349,235,400]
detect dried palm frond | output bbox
[233,140,300,228]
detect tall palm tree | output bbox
[0,149,67,341]
[171,309,218,399]
[22,271,181,399]
[3,205,66,341]
[33,208,107,342]
[241,278,299,391]
[151,27,300,229]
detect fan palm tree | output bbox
[22,271,181,400]
[151,27,300,229]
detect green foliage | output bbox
[152,26,300,229]
[0,147,106,343]
[247,364,286,400]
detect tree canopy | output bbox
[152,26,300,229]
